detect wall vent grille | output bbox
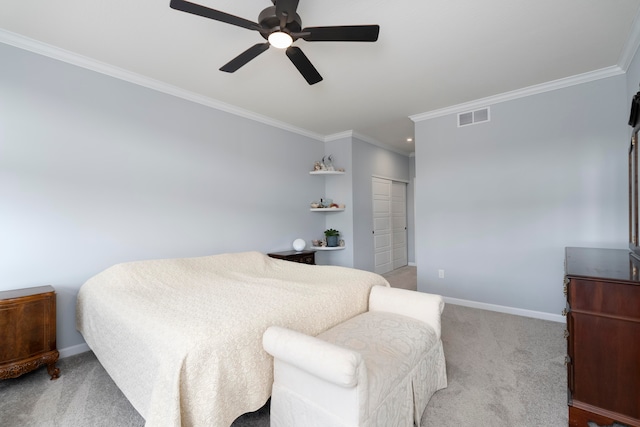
[458,107,490,127]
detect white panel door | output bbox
[391,181,408,269]
[372,177,392,274]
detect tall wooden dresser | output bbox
[0,286,60,380]
[564,247,640,427]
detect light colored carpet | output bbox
[0,267,567,426]
[424,304,566,426]
[382,265,417,291]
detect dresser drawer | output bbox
[567,278,640,319]
[569,311,640,420]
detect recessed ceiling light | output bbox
[406,138,413,143]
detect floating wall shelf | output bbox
[309,171,345,175]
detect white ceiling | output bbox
[2,0,640,155]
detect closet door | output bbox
[391,181,408,269]
[372,178,408,274]
[372,177,392,274]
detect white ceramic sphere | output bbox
[292,239,306,251]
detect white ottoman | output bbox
[263,286,447,427]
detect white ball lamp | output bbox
[292,238,306,252]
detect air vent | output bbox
[458,107,490,127]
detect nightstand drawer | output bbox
[267,250,316,265]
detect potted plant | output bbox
[324,228,340,247]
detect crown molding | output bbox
[2,28,416,154]
[3,27,634,149]
[0,29,325,142]
[410,65,625,122]
[324,130,353,142]
[325,130,412,157]
[619,5,640,71]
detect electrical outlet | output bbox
[438,269,445,279]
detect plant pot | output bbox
[326,236,339,247]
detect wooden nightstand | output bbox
[0,286,60,380]
[268,250,316,265]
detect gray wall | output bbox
[408,156,416,265]
[0,43,326,351]
[414,75,629,317]
[352,138,411,271]
[320,137,354,267]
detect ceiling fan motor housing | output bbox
[258,5,302,38]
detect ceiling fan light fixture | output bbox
[170,0,380,85]
[268,31,293,49]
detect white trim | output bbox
[352,131,412,157]
[443,296,565,323]
[2,27,632,153]
[325,130,412,157]
[324,130,353,142]
[59,343,91,359]
[408,261,417,267]
[0,29,325,142]
[371,174,410,184]
[619,5,640,71]
[410,66,624,122]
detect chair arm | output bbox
[369,286,444,339]
[263,326,363,388]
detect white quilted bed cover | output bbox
[76,251,389,427]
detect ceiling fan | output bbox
[169,0,380,85]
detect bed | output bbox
[76,251,389,427]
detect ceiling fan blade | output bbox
[220,43,270,73]
[170,0,260,31]
[301,25,380,42]
[275,0,300,23]
[285,46,323,85]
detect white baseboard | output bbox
[408,262,417,267]
[443,296,565,323]
[59,343,91,359]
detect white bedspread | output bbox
[76,251,389,427]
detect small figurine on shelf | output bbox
[324,155,335,171]
[313,161,322,171]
